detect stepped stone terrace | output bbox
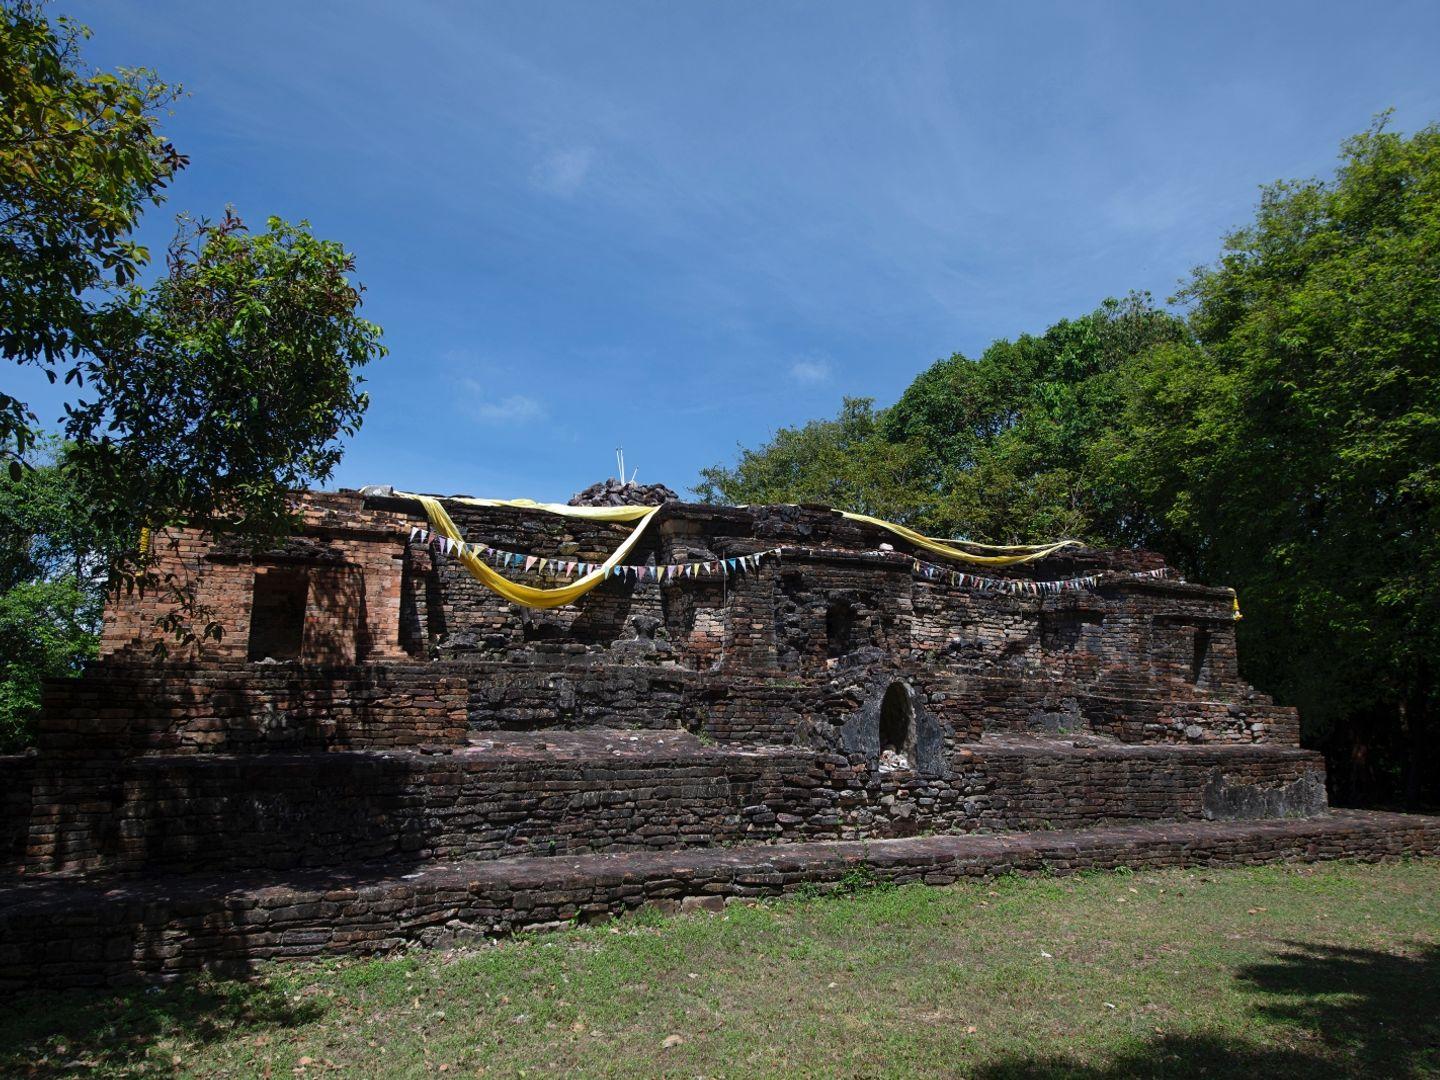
[2,485,1436,990]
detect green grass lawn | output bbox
[3,859,1438,1078]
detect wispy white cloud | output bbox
[456,376,546,424]
[532,145,595,197]
[471,393,546,424]
[789,357,833,384]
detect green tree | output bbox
[884,294,1187,542]
[694,397,932,523]
[698,297,1184,544]
[0,0,185,463]
[69,209,384,550]
[1,4,385,643]
[0,438,112,750]
[1105,117,1440,804]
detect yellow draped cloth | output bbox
[836,512,1081,566]
[411,495,661,610]
[400,490,1080,609]
[406,493,656,523]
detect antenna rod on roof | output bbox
[615,447,625,484]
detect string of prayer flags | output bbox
[911,558,1173,595]
[404,525,1174,594]
[406,526,779,582]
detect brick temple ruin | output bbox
[2,484,1437,989]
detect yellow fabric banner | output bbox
[405,489,1081,607]
[837,511,1081,566]
[414,495,661,610]
[395,491,654,522]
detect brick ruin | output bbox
[2,486,1437,989]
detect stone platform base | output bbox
[1,810,1436,992]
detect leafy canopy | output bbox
[0,3,386,662]
[697,295,1186,544]
[68,209,386,547]
[1,2,385,561]
[1103,117,1440,799]
[0,0,185,464]
[0,438,111,751]
[695,397,932,523]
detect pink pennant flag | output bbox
[524,556,537,572]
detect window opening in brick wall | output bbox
[826,600,855,659]
[247,566,308,662]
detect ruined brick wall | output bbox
[16,738,1327,877]
[907,575,1245,699]
[100,494,416,664]
[0,755,31,865]
[95,491,1260,694]
[5,811,1435,992]
[86,489,1296,753]
[37,664,469,757]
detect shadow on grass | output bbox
[0,976,323,1077]
[979,941,1440,1079]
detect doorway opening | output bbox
[248,566,308,662]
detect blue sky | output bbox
[16,1,1440,501]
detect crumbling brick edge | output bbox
[1,809,1435,992]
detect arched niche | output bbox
[838,678,949,778]
[879,682,913,760]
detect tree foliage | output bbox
[694,398,932,522]
[69,209,385,548]
[0,438,111,750]
[1104,117,1440,802]
[0,0,185,463]
[697,296,1186,543]
[882,294,1187,542]
[0,3,385,654]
